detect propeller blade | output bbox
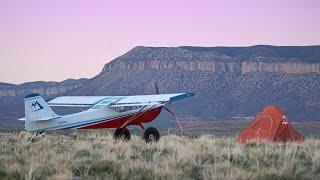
[154,81,160,94]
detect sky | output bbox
[0,0,319,84]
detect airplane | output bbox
[19,89,194,143]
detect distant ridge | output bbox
[0,45,319,124]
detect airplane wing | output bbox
[48,96,123,107]
[47,93,194,107]
[111,93,195,105]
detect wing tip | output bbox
[170,92,195,102]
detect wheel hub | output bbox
[148,134,154,140]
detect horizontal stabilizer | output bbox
[18,116,60,121]
[18,117,26,121]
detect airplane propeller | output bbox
[154,81,184,133]
[155,81,160,95]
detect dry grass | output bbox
[0,130,319,180]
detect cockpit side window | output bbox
[110,106,141,113]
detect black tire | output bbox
[113,128,131,141]
[143,127,160,143]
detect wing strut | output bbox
[169,104,184,133]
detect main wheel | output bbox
[143,127,160,143]
[113,128,131,141]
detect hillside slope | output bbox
[72,46,320,121]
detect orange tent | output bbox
[236,105,304,143]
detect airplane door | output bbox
[36,121,50,130]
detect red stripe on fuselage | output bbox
[79,107,162,129]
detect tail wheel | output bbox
[143,127,160,143]
[113,128,131,141]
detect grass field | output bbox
[0,130,320,180]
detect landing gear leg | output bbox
[113,128,131,141]
[29,131,44,143]
[142,127,160,143]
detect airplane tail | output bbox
[24,93,59,131]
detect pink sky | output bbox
[0,0,319,84]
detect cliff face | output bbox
[1,45,320,124]
[101,46,320,74]
[241,62,320,74]
[103,59,320,74]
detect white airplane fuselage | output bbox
[26,104,163,132]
